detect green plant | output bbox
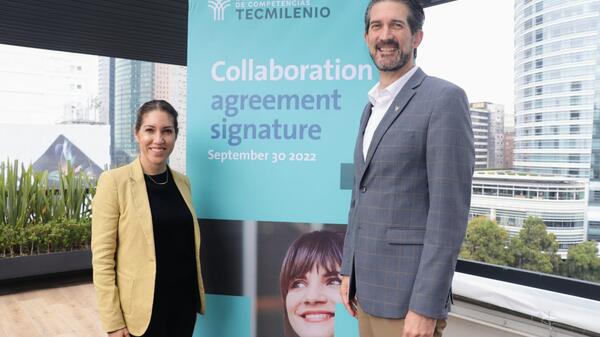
[460,216,510,265]
[560,241,600,282]
[2,160,32,229]
[0,161,5,227]
[58,163,95,221]
[507,216,560,274]
[0,159,96,257]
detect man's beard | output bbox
[370,40,411,72]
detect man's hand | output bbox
[339,275,356,317]
[402,311,436,337]
[108,327,130,337]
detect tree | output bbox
[460,216,509,265]
[561,241,600,282]
[507,216,560,274]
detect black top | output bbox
[144,169,199,307]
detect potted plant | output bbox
[0,159,96,281]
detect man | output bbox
[339,1,474,337]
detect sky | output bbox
[418,0,515,127]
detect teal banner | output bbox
[187,0,373,223]
[194,294,251,337]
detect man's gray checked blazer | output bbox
[341,68,474,320]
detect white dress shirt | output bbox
[363,66,419,161]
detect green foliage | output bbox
[507,216,560,274]
[0,159,95,257]
[461,216,600,283]
[0,162,5,229]
[460,216,509,265]
[561,241,600,282]
[2,160,33,229]
[58,163,95,221]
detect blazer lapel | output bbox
[355,102,373,172]
[129,158,155,250]
[363,69,427,172]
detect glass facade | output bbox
[589,221,600,240]
[472,182,585,200]
[514,0,600,178]
[113,59,155,167]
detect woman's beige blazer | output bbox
[91,158,205,336]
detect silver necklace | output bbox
[147,172,169,185]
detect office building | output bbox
[0,44,98,125]
[514,0,599,179]
[112,59,155,166]
[514,0,600,243]
[154,63,187,173]
[471,102,505,169]
[504,127,515,169]
[470,170,587,256]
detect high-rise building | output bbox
[470,104,490,169]
[112,59,155,167]
[0,45,98,125]
[154,63,187,173]
[98,57,114,125]
[109,60,187,169]
[489,103,505,169]
[470,102,505,169]
[471,0,600,251]
[99,57,115,165]
[504,127,515,169]
[514,0,599,179]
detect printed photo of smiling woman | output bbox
[279,230,344,337]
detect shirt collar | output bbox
[368,66,419,106]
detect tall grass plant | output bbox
[0,159,95,257]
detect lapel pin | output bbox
[394,106,399,112]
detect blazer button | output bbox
[360,186,367,193]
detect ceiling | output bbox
[0,0,455,66]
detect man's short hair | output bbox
[364,0,425,34]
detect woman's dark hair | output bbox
[134,99,179,134]
[279,230,344,336]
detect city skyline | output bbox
[469,0,600,255]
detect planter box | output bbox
[0,250,91,282]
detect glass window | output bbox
[535,2,543,12]
[0,43,188,261]
[535,29,543,42]
[535,15,543,25]
[535,59,543,68]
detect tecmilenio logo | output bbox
[208,0,231,21]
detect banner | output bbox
[187,0,373,223]
[195,221,357,337]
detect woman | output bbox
[279,230,344,337]
[92,100,205,337]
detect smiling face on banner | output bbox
[286,264,342,337]
[279,230,344,337]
